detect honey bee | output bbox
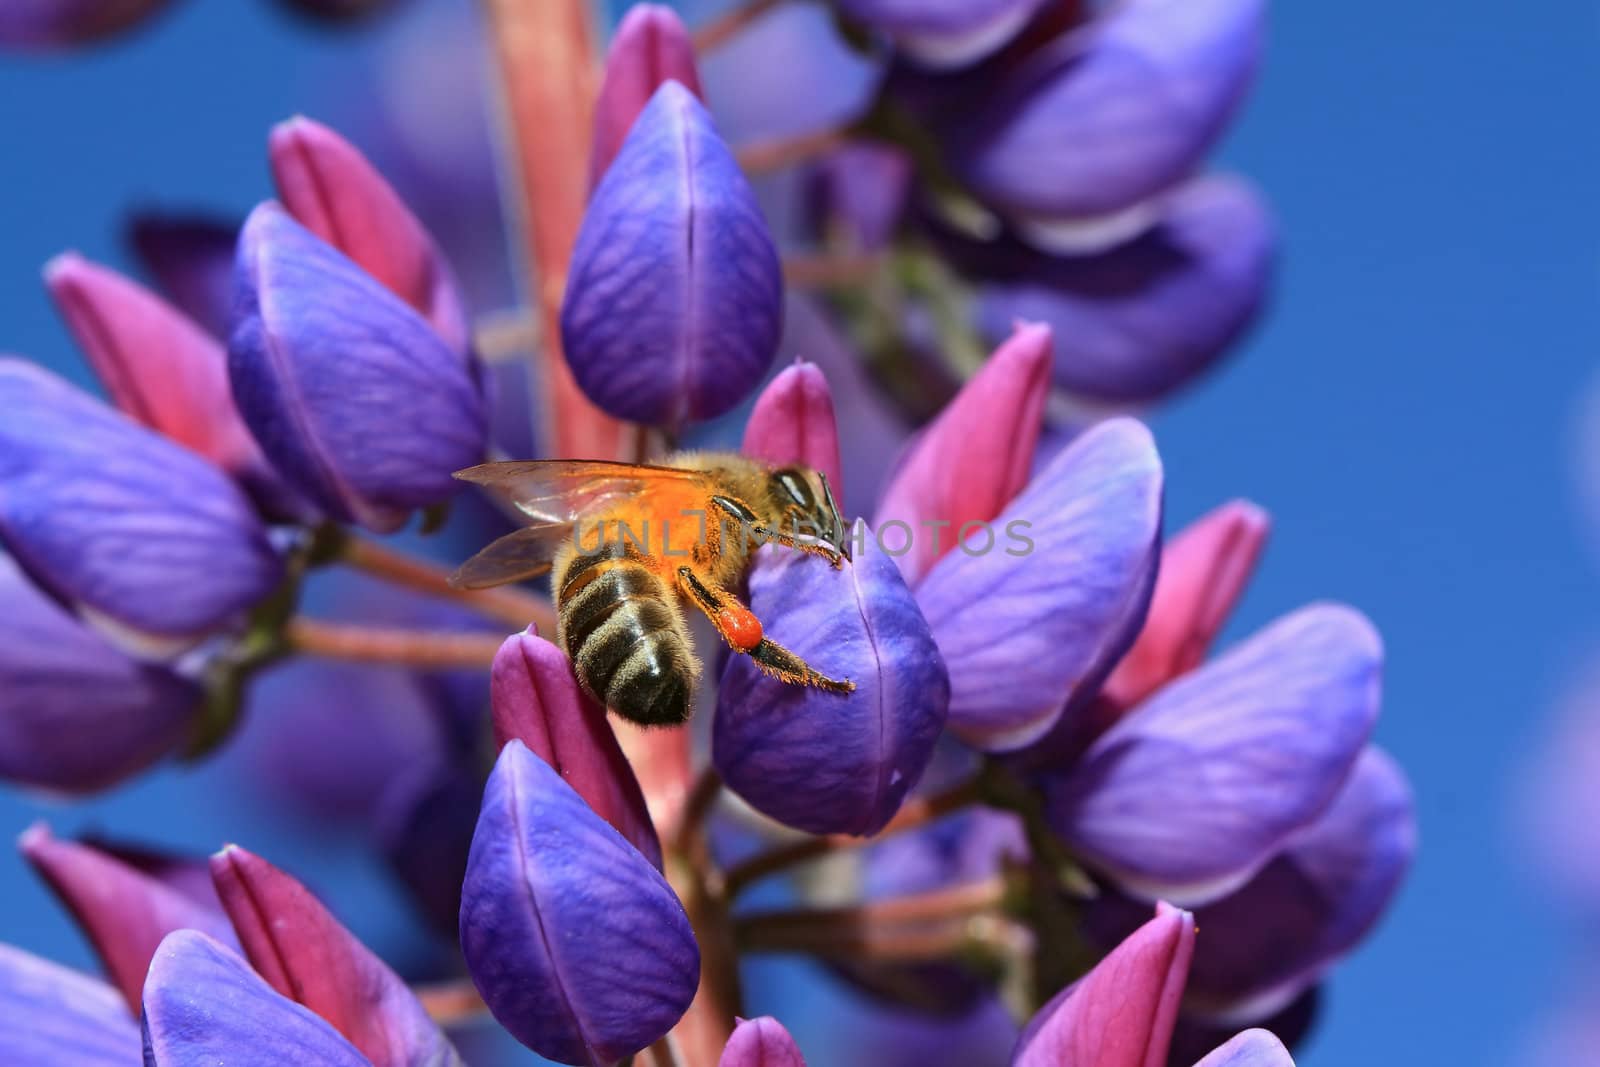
[450,452,856,727]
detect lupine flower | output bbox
[742,359,846,493]
[720,1015,808,1066]
[0,0,172,49]
[229,202,488,532]
[0,943,138,1064]
[837,0,1049,69]
[808,143,915,253]
[0,555,200,791]
[273,0,404,23]
[561,82,783,427]
[0,359,282,645]
[126,213,239,339]
[460,740,699,1064]
[590,4,704,186]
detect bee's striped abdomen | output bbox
[556,545,696,727]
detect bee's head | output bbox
[770,466,850,560]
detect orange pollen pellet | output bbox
[718,606,764,652]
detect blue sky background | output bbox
[0,1,1596,1064]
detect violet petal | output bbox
[460,741,699,1064]
[720,1016,808,1067]
[839,0,1048,69]
[809,143,914,252]
[561,82,782,427]
[126,213,237,340]
[0,359,282,641]
[591,4,704,186]
[1047,604,1383,905]
[0,0,171,49]
[491,627,661,868]
[229,202,487,533]
[715,533,950,836]
[1191,1030,1295,1067]
[741,361,845,493]
[0,944,138,1065]
[142,930,370,1067]
[915,417,1163,751]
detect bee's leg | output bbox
[673,566,855,693]
[708,496,846,569]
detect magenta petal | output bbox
[1191,1030,1295,1067]
[20,825,232,1016]
[954,0,1264,217]
[270,117,470,353]
[142,931,369,1067]
[741,361,845,493]
[491,627,661,868]
[720,1016,808,1066]
[874,322,1052,585]
[915,417,1163,751]
[715,534,950,836]
[461,741,698,1064]
[1102,499,1269,709]
[210,845,461,1067]
[1014,903,1194,1067]
[1049,604,1383,904]
[591,5,704,186]
[0,944,138,1065]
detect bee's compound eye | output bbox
[775,470,814,510]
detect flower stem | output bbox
[692,0,785,52]
[338,534,556,633]
[284,618,505,670]
[737,126,852,175]
[414,980,488,1024]
[647,1034,686,1067]
[783,251,886,289]
[723,776,984,897]
[734,878,1012,959]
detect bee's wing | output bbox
[454,460,715,524]
[448,524,573,589]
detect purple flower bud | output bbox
[1179,747,1416,1020]
[20,825,232,1015]
[0,0,172,49]
[126,213,237,340]
[44,252,292,509]
[715,535,949,836]
[1047,604,1383,905]
[952,0,1264,219]
[561,82,783,427]
[1102,499,1269,710]
[742,361,845,493]
[838,0,1047,69]
[0,944,138,1065]
[229,202,488,532]
[0,555,199,791]
[211,845,461,1067]
[270,117,470,353]
[1014,902,1194,1067]
[142,930,369,1067]
[720,1016,807,1066]
[591,5,704,186]
[461,741,699,1064]
[272,0,401,22]
[1191,1030,1295,1067]
[491,627,661,868]
[874,322,1052,585]
[915,417,1163,751]
[973,175,1274,402]
[377,762,481,935]
[809,143,914,252]
[0,359,282,642]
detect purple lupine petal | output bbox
[273,0,400,22]
[715,534,949,835]
[952,0,1263,218]
[211,846,461,1067]
[126,214,238,340]
[377,763,481,936]
[809,143,914,252]
[974,175,1274,402]
[270,117,470,353]
[0,359,281,641]
[915,417,1162,752]
[591,5,704,187]
[1102,499,1269,710]
[20,825,233,1016]
[874,322,1052,585]
[142,930,370,1067]
[1180,747,1415,1019]
[0,556,198,791]
[561,82,782,427]
[0,944,138,1065]
[1013,902,1194,1067]
[460,741,699,1064]
[0,0,172,48]
[229,202,487,533]
[742,361,845,493]
[1191,1030,1295,1067]
[1047,604,1383,905]
[44,252,289,505]
[838,0,1048,68]
[720,1016,807,1066]
[491,627,661,868]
